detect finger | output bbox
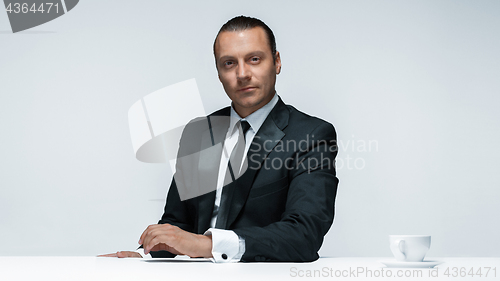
[139,226,150,245]
[143,228,166,253]
[145,235,169,255]
[116,251,142,258]
[139,224,161,244]
[146,226,183,253]
[97,253,118,257]
[144,236,158,254]
[142,225,178,254]
[142,231,155,253]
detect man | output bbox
[100,15,338,262]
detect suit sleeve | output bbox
[146,119,202,258]
[233,122,339,262]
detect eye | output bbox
[223,61,234,68]
[250,57,260,63]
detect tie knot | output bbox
[240,120,251,135]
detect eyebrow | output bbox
[218,51,267,63]
[246,51,267,58]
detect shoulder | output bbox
[182,106,229,131]
[208,106,231,117]
[283,104,337,138]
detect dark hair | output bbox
[213,15,277,62]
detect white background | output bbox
[0,0,499,257]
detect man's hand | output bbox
[139,224,213,258]
[97,251,142,258]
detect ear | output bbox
[275,51,282,74]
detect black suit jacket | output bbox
[152,97,338,262]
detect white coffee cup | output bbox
[389,235,431,262]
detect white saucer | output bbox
[380,260,443,268]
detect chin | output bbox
[240,97,263,108]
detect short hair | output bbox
[213,15,277,63]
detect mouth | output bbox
[238,86,257,92]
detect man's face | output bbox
[214,27,281,118]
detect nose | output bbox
[236,62,251,81]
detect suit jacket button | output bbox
[221,253,228,260]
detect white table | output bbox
[0,256,498,281]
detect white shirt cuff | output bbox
[204,228,245,263]
[135,248,152,259]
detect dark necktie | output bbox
[215,120,251,229]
